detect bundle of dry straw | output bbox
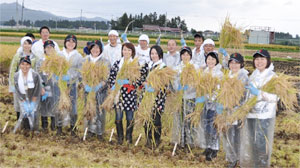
[101,58,140,111]
[80,60,109,120]
[41,53,71,114]
[216,73,299,132]
[217,71,245,110]
[186,69,221,127]
[219,15,244,63]
[136,67,176,126]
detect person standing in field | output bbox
[31,26,60,58]
[35,40,59,133]
[200,51,223,161]
[84,40,111,141]
[163,39,181,69]
[9,36,38,130]
[222,53,249,168]
[13,56,42,134]
[102,30,122,66]
[240,49,279,168]
[57,34,84,136]
[192,33,205,69]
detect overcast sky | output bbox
[2,0,300,36]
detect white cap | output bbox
[20,36,32,46]
[108,30,119,36]
[138,34,150,44]
[203,39,215,46]
[200,38,215,51]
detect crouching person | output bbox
[13,56,42,134]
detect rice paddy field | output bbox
[0,32,299,167]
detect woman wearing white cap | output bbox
[135,34,151,66]
[9,36,37,129]
[102,30,122,65]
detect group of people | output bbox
[8,26,279,168]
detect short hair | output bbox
[25,33,35,39]
[194,33,205,41]
[167,39,177,46]
[149,45,163,60]
[89,40,103,55]
[252,55,271,69]
[205,52,219,65]
[39,26,50,34]
[24,39,33,45]
[122,42,136,58]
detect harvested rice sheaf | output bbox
[216,71,245,110]
[102,58,140,112]
[223,73,299,127]
[40,53,70,79]
[40,53,71,113]
[136,67,176,125]
[80,60,109,120]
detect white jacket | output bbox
[135,46,150,66]
[102,43,122,65]
[247,64,279,119]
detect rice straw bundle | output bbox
[147,67,176,90]
[101,58,140,111]
[136,67,176,125]
[222,73,298,128]
[40,53,70,79]
[40,53,71,114]
[261,73,298,111]
[180,63,198,88]
[216,71,245,110]
[219,15,244,64]
[80,60,109,120]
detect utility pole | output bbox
[16,0,19,28]
[21,0,24,26]
[164,12,167,34]
[80,9,82,28]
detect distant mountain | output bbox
[0,2,108,23]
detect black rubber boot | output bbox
[154,126,162,147]
[56,126,63,136]
[16,112,20,120]
[50,117,56,131]
[41,116,48,131]
[70,125,77,136]
[97,134,104,142]
[126,120,134,144]
[115,120,124,145]
[144,123,152,147]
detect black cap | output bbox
[65,34,77,43]
[43,40,55,49]
[89,40,103,55]
[180,46,192,58]
[205,51,219,65]
[229,53,244,63]
[253,49,270,58]
[229,53,244,68]
[19,55,31,65]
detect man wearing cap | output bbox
[135,34,150,65]
[102,30,122,65]
[163,39,180,68]
[192,33,205,68]
[197,39,217,69]
[31,26,60,58]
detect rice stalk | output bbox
[261,73,298,111]
[80,60,109,120]
[216,70,245,110]
[219,15,244,64]
[147,67,176,91]
[41,53,71,114]
[101,58,140,112]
